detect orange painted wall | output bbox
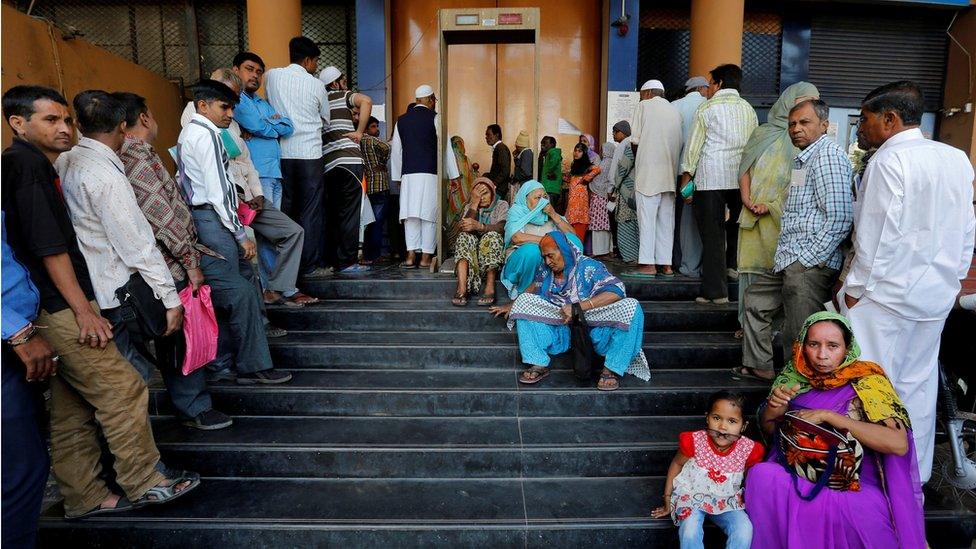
[391,0,603,170]
[1,4,184,169]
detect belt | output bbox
[191,204,215,211]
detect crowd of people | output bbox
[0,29,974,549]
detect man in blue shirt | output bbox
[2,212,55,548]
[738,99,854,381]
[232,51,296,287]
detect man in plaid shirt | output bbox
[360,116,390,263]
[737,99,854,381]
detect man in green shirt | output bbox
[538,135,562,211]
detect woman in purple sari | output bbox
[745,311,925,548]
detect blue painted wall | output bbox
[356,0,387,136]
[607,0,639,92]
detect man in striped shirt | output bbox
[679,64,758,304]
[319,66,373,273]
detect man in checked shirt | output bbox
[737,99,854,382]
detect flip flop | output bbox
[657,271,676,278]
[136,471,201,507]
[623,271,658,279]
[477,294,497,307]
[730,366,774,382]
[518,366,550,385]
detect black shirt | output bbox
[1,139,95,313]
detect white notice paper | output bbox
[557,118,582,135]
[606,91,640,142]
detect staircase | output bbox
[37,269,976,547]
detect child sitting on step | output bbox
[651,390,764,549]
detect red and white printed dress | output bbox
[669,430,764,525]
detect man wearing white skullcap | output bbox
[624,78,682,279]
[318,65,374,273]
[390,84,440,267]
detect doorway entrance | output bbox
[436,7,541,268]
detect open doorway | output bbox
[436,8,541,269]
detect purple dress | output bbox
[745,385,926,549]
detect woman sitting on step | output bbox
[452,178,509,307]
[493,231,649,391]
[498,180,579,300]
[744,311,925,549]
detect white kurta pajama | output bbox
[630,96,683,266]
[840,128,976,482]
[390,111,441,254]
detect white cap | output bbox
[318,66,342,86]
[641,79,665,92]
[415,84,434,99]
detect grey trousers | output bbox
[251,205,304,294]
[742,261,838,372]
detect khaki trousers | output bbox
[37,302,164,515]
[742,262,838,372]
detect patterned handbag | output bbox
[778,411,864,500]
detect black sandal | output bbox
[65,495,137,520]
[519,366,550,385]
[452,292,468,307]
[730,366,774,382]
[477,293,496,307]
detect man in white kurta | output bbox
[389,85,440,267]
[841,81,976,482]
[628,79,683,277]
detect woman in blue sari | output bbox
[500,232,650,391]
[498,180,579,299]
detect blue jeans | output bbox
[677,509,752,549]
[102,306,212,420]
[363,191,389,260]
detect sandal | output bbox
[264,291,304,308]
[65,495,137,520]
[733,329,744,339]
[519,366,550,385]
[730,366,774,382]
[287,292,320,306]
[477,293,496,307]
[452,292,468,307]
[136,471,201,507]
[597,370,619,391]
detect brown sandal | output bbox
[597,370,619,391]
[452,292,468,307]
[519,366,550,385]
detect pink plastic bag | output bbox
[237,201,258,226]
[179,284,218,376]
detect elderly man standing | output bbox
[626,79,683,278]
[738,99,853,382]
[390,85,440,268]
[680,65,757,304]
[265,36,331,277]
[511,130,533,202]
[841,81,976,482]
[319,66,373,274]
[671,76,709,277]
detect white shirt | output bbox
[181,102,263,201]
[178,114,247,242]
[630,96,683,196]
[265,63,331,160]
[55,137,180,309]
[671,91,706,152]
[844,128,976,321]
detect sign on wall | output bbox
[606,91,640,142]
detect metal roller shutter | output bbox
[809,12,951,110]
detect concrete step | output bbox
[267,299,739,332]
[38,477,976,548]
[150,369,768,418]
[152,415,700,478]
[268,330,742,369]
